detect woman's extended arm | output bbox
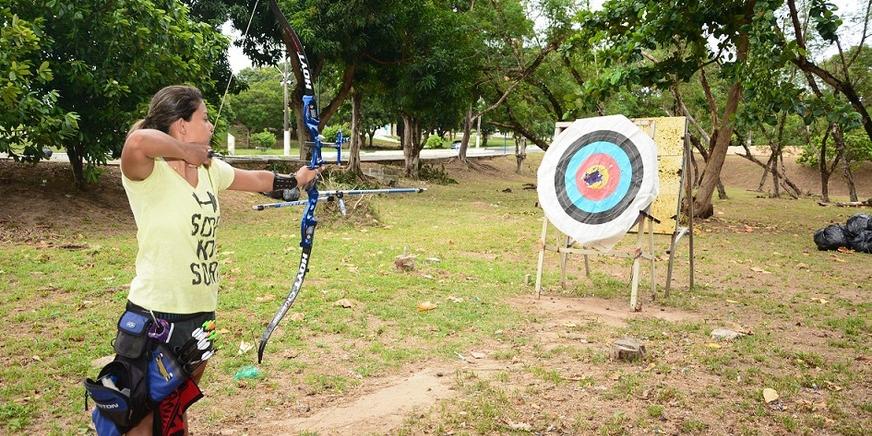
[121,129,211,181]
[228,167,320,193]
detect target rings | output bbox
[555,130,642,224]
[537,115,659,249]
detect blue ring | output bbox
[563,141,633,213]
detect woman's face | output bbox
[176,101,214,144]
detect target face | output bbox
[538,116,659,249]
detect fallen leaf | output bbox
[836,247,853,254]
[824,381,842,391]
[811,298,828,304]
[237,341,254,355]
[32,355,41,362]
[705,343,722,350]
[334,298,354,308]
[763,388,779,403]
[796,263,809,270]
[417,301,437,312]
[726,299,740,304]
[470,351,486,359]
[750,267,771,274]
[506,420,532,431]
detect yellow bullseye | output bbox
[583,164,610,189]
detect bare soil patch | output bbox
[511,294,700,328]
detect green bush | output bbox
[322,124,349,144]
[251,130,276,149]
[425,135,446,149]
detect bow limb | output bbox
[258,0,323,363]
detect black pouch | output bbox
[84,358,149,432]
[113,311,151,359]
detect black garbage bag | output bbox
[845,214,872,236]
[849,229,872,253]
[813,224,849,251]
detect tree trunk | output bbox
[348,88,362,175]
[693,81,743,217]
[689,133,727,198]
[771,150,781,197]
[737,142,802,198]
[515,137,527,173]
[317,63,356,130]
[458,107,473,162]
[67,142,86,190]
[367,131,375,147]
[402,115,422,177]
[397,118,405,149]
[757,153,774,192]
[819,125,833,203]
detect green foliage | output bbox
[798,125,872,168]
[6,0,227,185]
[321,124,348,144]
[0,9,77,161]
[809,0,843,43]
[424,135,446,149]
[227,67,284,134]
[250,130,276,149]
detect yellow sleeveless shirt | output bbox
[121,158,235,313]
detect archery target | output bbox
[538,115,659,249]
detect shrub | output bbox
[322,124,349,144]
[251,130,276,149]
[425,135,446,149]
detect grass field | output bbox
[0,155,869,434]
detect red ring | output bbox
[575,153,621,201]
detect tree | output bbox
[7,1,226,187]
[226,67,285,137]
[382,0,482,177]
[781,0,872,144]
[455,0,571,163]
[572,0,771,217]
[0,10,78,162]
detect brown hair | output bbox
[128,85,204,136]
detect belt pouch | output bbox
[113,311,151,359]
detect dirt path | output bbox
[241,359,507,435]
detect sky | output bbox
[223,1,867,73]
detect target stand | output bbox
[534,116,694,311]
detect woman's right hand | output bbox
[183,142,212,167]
